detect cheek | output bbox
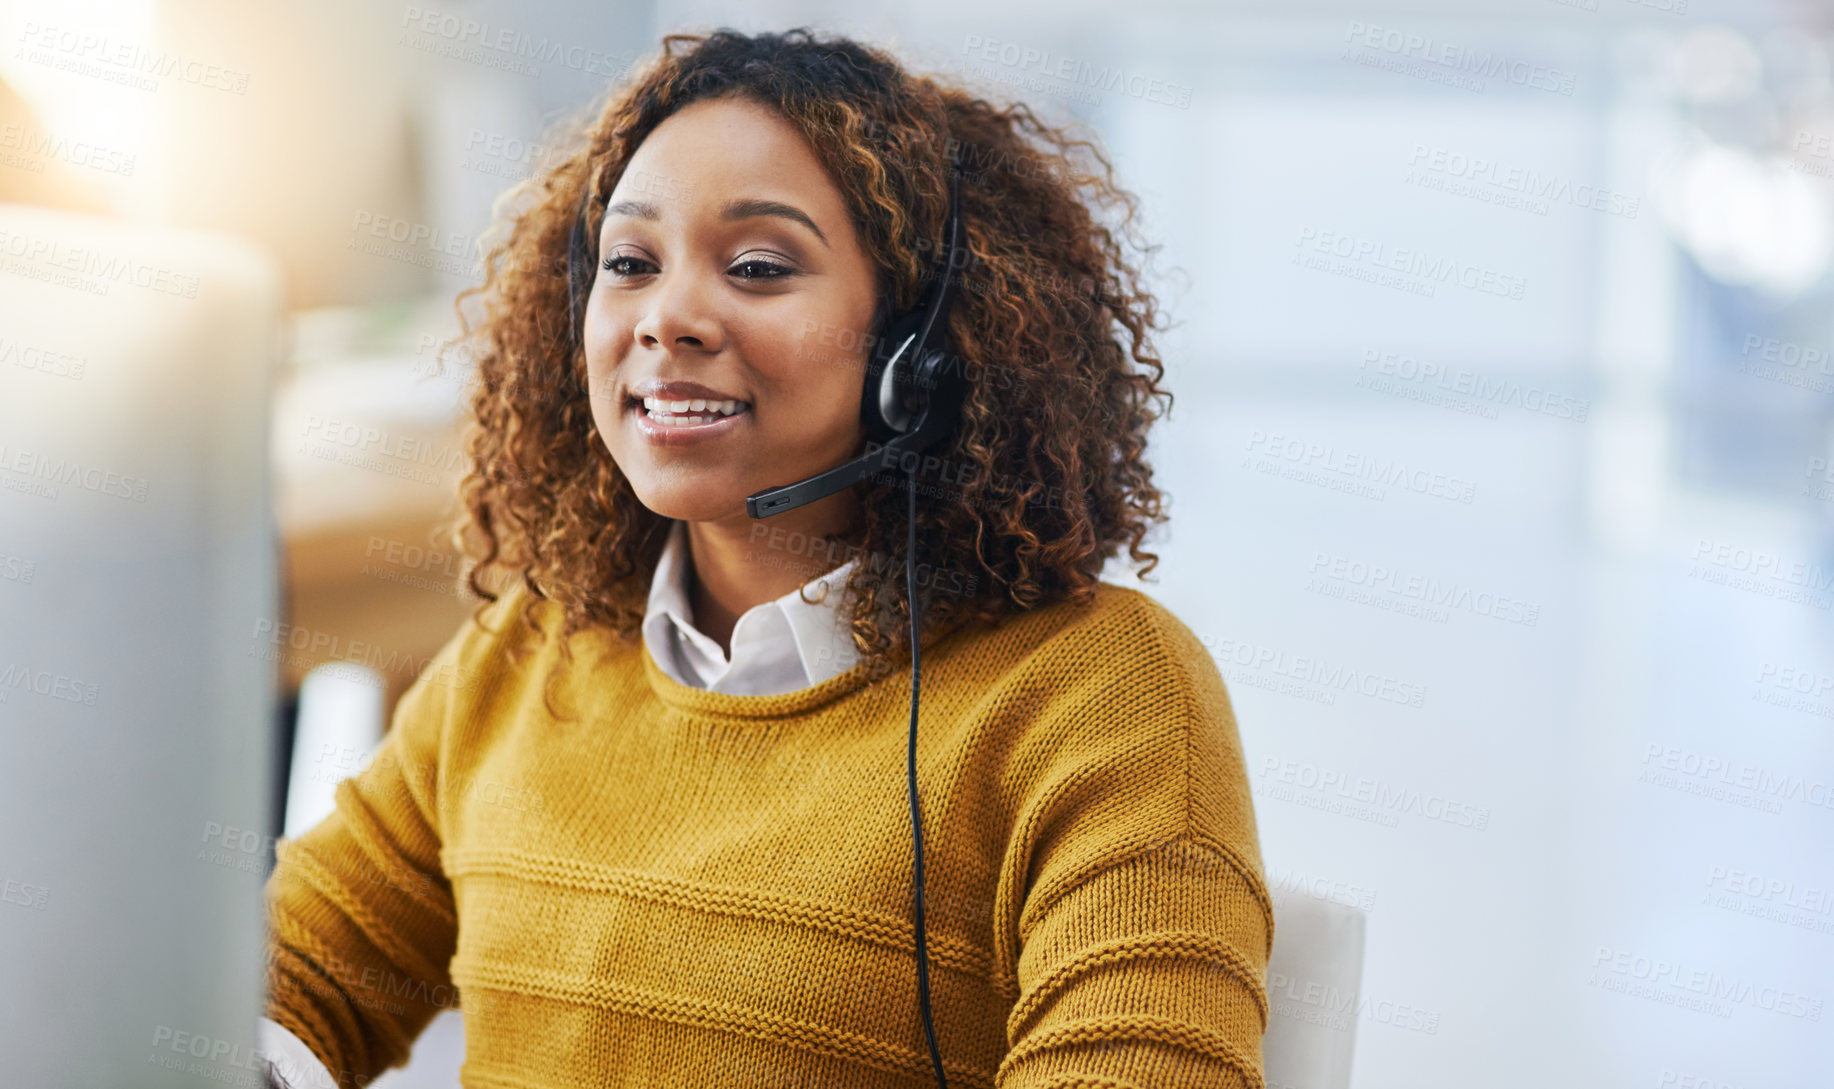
[581,308,631,409]
[761,340,862,435]
[762,316,867,408]
[582,306,617,381]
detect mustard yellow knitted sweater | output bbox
[263,581,1274,1089]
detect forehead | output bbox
[612,96,844,214]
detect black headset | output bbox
[567,147,968,1089]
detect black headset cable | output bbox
[907,456,947,1089]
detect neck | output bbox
[683,490,863,654]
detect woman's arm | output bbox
[261,618,477,1083]
[995,597,1275,1088]
[1000,833,1273,1088]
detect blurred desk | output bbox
[271,305,480,712]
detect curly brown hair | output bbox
[441,25,1175,698]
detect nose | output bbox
[631,266,723,354]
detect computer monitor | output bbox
[0,203,285,1087]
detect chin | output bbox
[627,478,747,523]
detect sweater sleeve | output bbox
[996,834,1273,1089]
[994,594,1275,1089]
[261,619,472,1083]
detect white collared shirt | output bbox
[641,519,861,695]
[257,521,863,1083]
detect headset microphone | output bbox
[567,144,968,1089]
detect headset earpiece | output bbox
[864,313,930,441]
[858,154,968,448]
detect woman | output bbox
[261,26,1273,1089]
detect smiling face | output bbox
[583,94,881,529]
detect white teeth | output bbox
[640,395,749,422]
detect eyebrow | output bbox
[603,196,830,249]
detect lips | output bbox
[625,393,751,445]
[620,374,757,449]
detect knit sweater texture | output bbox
[262,580,1274,1089]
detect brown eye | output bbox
[601,254,655,276]
[729,259,794,281]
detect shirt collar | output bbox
[641,520,860,693]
